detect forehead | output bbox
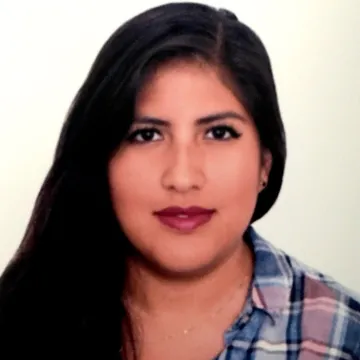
[135,60,248,121]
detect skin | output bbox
[108,60,272,359]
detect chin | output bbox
[148,251,224,279]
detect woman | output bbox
[0,2,359,359]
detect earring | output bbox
[261,180,267,189]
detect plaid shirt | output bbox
[216,227,360,360]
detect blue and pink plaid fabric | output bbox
[216,227,360,359]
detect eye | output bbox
[127,128,163,143]
[205,125,241,140]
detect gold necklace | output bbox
[125,276,250,341]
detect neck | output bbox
[124,240,253,317]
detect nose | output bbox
[161,142,206,193]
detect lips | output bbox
[153,206,216,232]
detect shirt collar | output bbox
[246,227,293,320]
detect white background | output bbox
[0,0,359,293]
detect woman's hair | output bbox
[0,2,286,358]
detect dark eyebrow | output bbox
[196,111,246,125]
[134,111,247,126]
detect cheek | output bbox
[108,151,160,216]
[207,143,261,197]
[108,155,144,240]
[206,141,261,228]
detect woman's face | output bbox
[108,60,271,276]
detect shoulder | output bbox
[288,255,360,358]
[249,228,360,358]
[280,247,360,358]
[287,251,360,312]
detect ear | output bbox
[259,149,272,192]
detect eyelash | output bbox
[126,125,242,144]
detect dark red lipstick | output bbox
[153,206,216,232]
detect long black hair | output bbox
[0,2,286,359]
